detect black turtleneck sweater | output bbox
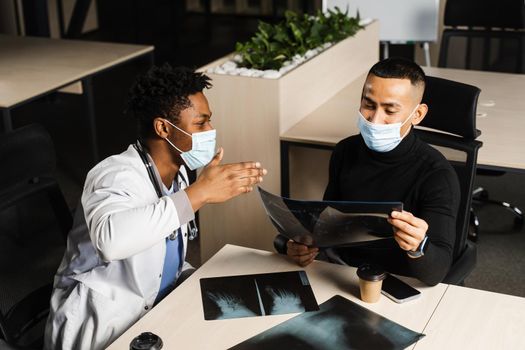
[324,131,460,286]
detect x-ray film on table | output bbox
[200,271,319,320]
[258,187,403,248]
[230,295,424,350]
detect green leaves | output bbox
[235,7,363,71]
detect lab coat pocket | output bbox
[82,283,142,349]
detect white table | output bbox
[0,34,154,162]
[414,285,525,350]
[108,245,525,349]
[107,244,448,349]
[280,67,525,196]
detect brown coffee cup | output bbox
[356,264,387,303]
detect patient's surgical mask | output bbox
[357,104,419,153]
[163,119,216,170]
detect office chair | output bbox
[416,76,482,285]
[0,124,72,349]
[439,0,525,239]
[439,0,525,73]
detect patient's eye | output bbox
[386,106,403,114]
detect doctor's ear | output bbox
[411,103,428,126]
[153,117,170,138]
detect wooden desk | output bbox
[107,245,447,349]
[0,34,154,162]
[280,67,525,197]
[414,285,525,349]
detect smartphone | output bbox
[381,274,421,303]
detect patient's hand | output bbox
[265,287,305,315]
[388,210,428,256]
[206,292,257,319]
[286,240,319,267]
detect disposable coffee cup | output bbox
[356,264,387,303]
[130,332,163,350]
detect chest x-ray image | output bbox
[200,271,319,320]
[258,187,403,248]
[230,295,424,350]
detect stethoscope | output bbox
[134,140,199,241]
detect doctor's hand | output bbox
[286,240,319,267]
[185,148,267,211]
[387,210,428,255]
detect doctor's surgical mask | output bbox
[163,119,216,170]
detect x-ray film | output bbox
[230,295,424,350]
[200,271,319,320]
[258,187,403,248]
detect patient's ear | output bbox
[412,104,428,126]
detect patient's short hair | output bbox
[368,57,426,90]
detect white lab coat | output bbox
[44,145,194,350]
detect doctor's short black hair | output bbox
[368,57,426,89]
[127,63,212,139]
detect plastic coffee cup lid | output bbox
[129,332,163,350]
[356,264,387,282]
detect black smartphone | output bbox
[381,274,421,303]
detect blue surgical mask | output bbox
[163,119,216,170]
[357,104,419,152]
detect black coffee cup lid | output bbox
[130,332,163,350]
[356,264,387,282]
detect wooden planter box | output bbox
[197,21,379,262]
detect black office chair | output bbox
[439,0,525,73]
[0,124,72,349]
[415,76,483,285]
[439,0,525,239]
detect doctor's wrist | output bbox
[185,185,207,212]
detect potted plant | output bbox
[208,8,365,79]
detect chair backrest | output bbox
[444,0,525,29]
[0,124,69,349]
[418,76,480,140]
[416,76,482,261]
[439,0,525,73]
